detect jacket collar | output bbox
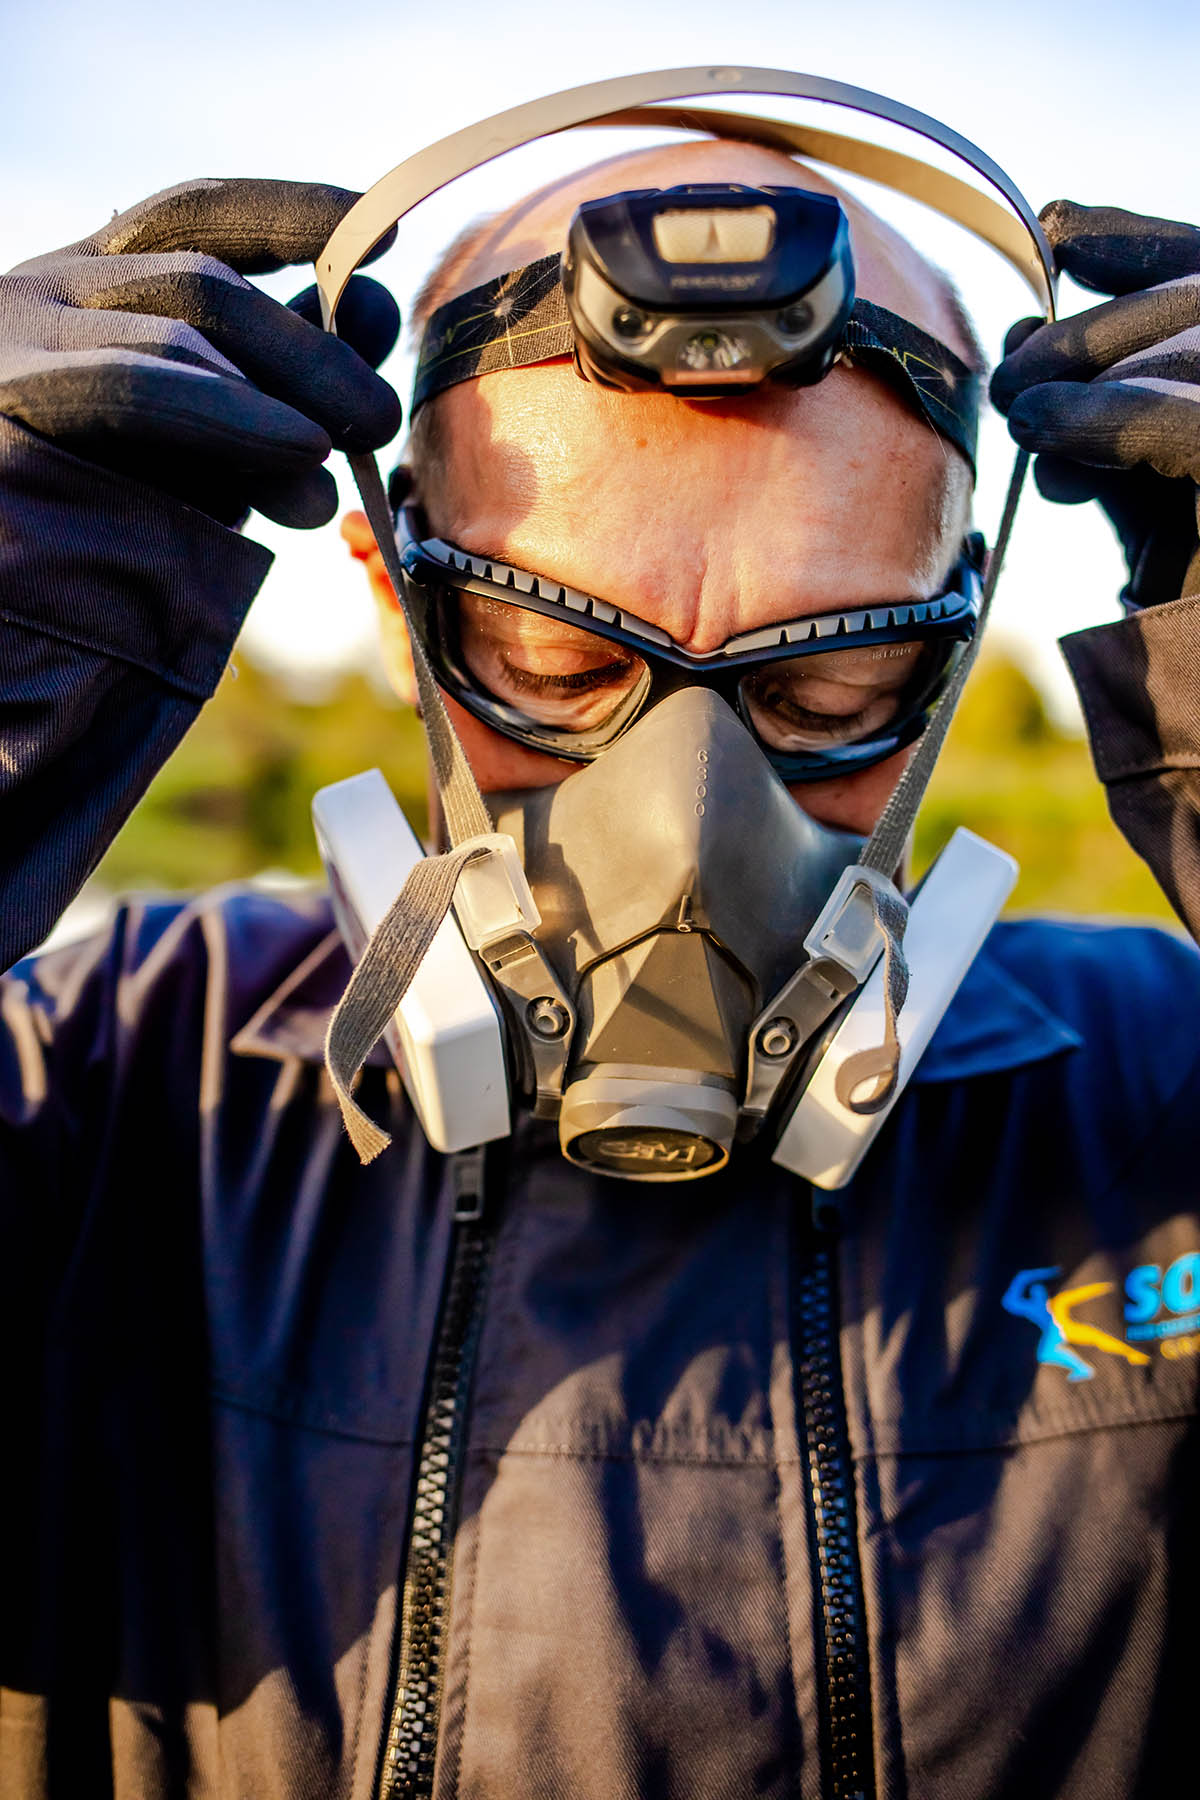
[232,918,1081,1084]
[231,927,389,1069]
[912,941,1082,1083]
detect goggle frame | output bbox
[395,505,984,781]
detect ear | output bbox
[340,509,418,707]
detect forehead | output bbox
[427,360,966,650]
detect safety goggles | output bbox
[395,506,984,781]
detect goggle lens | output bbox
[458,594,648,732]
[453,591,934,753]
[398,510,980,778]
[740,639,931,753]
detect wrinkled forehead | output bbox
[414,136,976,365]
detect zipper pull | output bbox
[450,1144,488,1222]
[811,1188,844,1235]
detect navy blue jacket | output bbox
[3,416,1200,1799]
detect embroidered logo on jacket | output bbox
[1004,1253,1200,1380]
[1003,1268,1150,1382]
[1123,1253,1200,1355]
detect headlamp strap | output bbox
[414,257,570,411]
[412,254,980,468]
[841,299,980,473]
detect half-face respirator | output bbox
[309,68,1057,1187]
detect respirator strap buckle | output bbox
[451,835,576,1116]
[744,866,902,1125]
[743,955,859,1126]
[473,930,576,1118]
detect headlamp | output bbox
[562,182,855,395]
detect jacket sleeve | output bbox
[0,415,274,970]
[1061,593,1200,940]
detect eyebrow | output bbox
[439,529,936,622]
[412,525,977,671]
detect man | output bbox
[2,119,1199,1799]
[342,140,977,844]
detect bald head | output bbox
[410,138,981,512]
[412,137,981,368]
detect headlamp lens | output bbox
[675,329,755,375]
[650,205,775,263]
[612,305,649,339]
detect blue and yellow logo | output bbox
[1004,1254,1200,1379]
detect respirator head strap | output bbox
[315,67,1056,330]
[828,446,1032,1116]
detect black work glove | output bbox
[991,201,1200,607]
[0,177,402,529]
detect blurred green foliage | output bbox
[913,646,1174,921]
[97,654,429,891]
[98,640,1176,925]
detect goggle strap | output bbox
[347,450,494,847]
[842,446,1030,1111]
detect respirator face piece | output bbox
[486,685,864,1179]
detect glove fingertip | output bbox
[1006,381,1053,431]
[990,320,1043,414]
[1002,316,1043,361]
[247,465,339,529]
[1005,383,1080,454]
[1037,198,1083,249]
[289,275,401,371]
[1036,200,1200,295]
[1032,452,1102,505]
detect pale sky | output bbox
[4,0,1195,723]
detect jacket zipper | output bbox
[795,1233,875,1800]
[377,1153,495,1800]
[376,1167,867,1798]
